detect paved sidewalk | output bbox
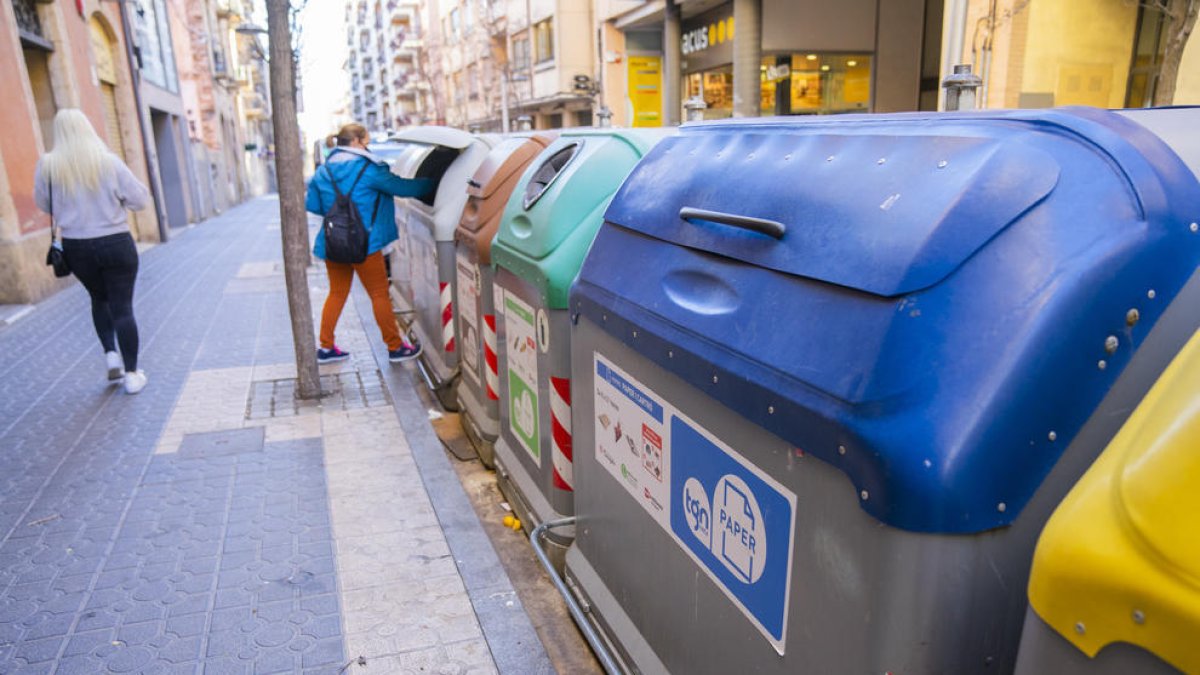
[0,197,551,674]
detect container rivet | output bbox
[877,158,886,165]
[826,155,835,162]
[1133,610,1145,624]
[668,350,674,358]
[923,458,932,468]
[860,490,869,500]
[997,502,1007,512]
[1048,431,1057,442]
[1126,309,1140,326]
[768,406,775,414]
[1098,359,1108,370]
[1147,289,1156,299]
[784,154,792,161]
[838,445,847,455]
[632,330,638,338]
[937,160,948,169]
[712,375,719,384]
[1190,222,1198,233]
[1075,622,1086,635]
[602,314,607,322]
[1104,335,1119,354]
[747,153,755,159]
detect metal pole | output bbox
[501,68,510,133]
[662,0,681,126]
[116,0,170,242]
[525,0,535,100]
[530,519,624,675]
[732,0,761,118]
[266,0,322,399]
[939,0,970,111]
[684,95,706,122]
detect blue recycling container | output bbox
[563,107,1200,674]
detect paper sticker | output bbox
[592,353,797,654]
[504,291,540,464]
[456,255,481,386]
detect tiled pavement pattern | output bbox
[0,198,549,674]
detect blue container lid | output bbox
[573,107,1200,533]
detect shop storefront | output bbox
[681,3,875,119]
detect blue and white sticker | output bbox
[592,354,796,653]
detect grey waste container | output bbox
[562,107,1200,674]
[386,127,495,410]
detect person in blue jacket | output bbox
[305,123,433,363]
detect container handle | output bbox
[679,207,786,239]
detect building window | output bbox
[512,34,530,73]
[468,64,479,100]
[13,0,45,41]
[1126,5,1169,107]
[449,8,460,43]
[534,18,553,64]
[453,72,464,105]
[684,69,733,119]
[773,53,871,115]
[133,0,177,92]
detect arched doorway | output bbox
[88,15,127,161]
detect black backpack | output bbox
[321,160,372,264]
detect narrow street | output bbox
[0,197,552,675]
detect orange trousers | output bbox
[320,252,406,352]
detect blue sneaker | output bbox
[317,345,351,363]
[388,341,422,363]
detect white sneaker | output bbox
[106,352,123,382]
[123,370,147,395]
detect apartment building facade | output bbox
[943,0,1199,110]
[347,0,425,132]
[1,0,165,303]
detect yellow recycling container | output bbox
[1016,328,1200,675]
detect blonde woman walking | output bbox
[34,109,152,394]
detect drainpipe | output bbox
[116,0,170,242]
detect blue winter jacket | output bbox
[305,147,433,260]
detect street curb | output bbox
[351,285,555,675]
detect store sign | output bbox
[681,26,709,55]
[627,55,662,127]
[680,3,734,73]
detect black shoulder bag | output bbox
[45,176,71,278]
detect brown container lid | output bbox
[455,132,557,263]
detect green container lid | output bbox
[492,128,672,309]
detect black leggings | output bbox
[63,233,140,372]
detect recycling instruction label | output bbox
[504,290,540,464]
[456,255,481,387]
[592,353,796,654]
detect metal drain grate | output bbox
[246,370,392,419]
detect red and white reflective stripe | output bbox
[483,314,499,400]
[550,376,573,491]
[440,282,455,352]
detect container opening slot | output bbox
[523,142,580,209]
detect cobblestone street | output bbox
[0,198,551,674]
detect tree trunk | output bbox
[1155,0,1199,105]
[266,0,323,399]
